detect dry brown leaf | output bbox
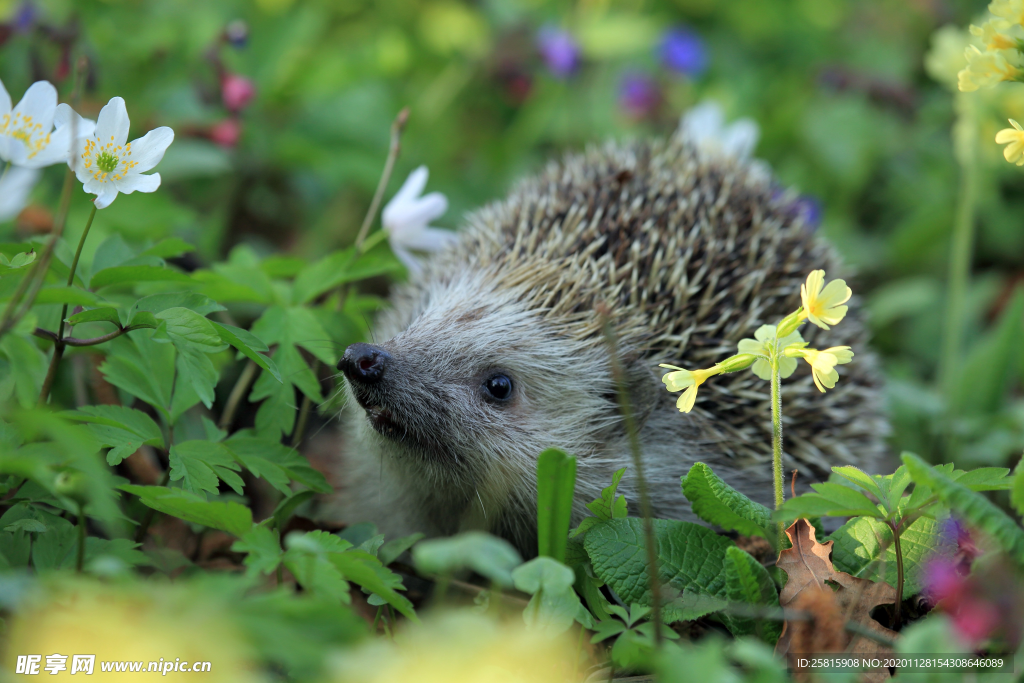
[775,519,899,682]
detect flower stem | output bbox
[890,520,904,629]
[770,343,785,541]
[939,93,977,454]
[39,204,98,404]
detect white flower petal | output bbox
[387,193,448,235]
[681,101,724,144]
[386,166,429,215]
[113,172,160,195]
[92,186,119,210]
[12,81,58,131]
[0,78,11,116]
[127,126,173,173]
[54,103,96,139]
[94,97,130,149]
[0,166,41,221]
[398,226,458,253]
[82,176,108,196]
[390,244,422,276]
[720,119,759,160]
[70,135,93,179]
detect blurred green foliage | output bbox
[0,0,1022,470]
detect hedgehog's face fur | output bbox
[339,267,653,547]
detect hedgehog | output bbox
[334,128,887,556]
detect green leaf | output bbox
[512,556,588,634]
[65,307,122,327]
[271,490,316,530]
[174,343,220,409]
[829,515,953,596]
[154,307,225,349]
[583,518,734,622]
[5,518,46,533]
[682,462,774,542]
[831,465,885,501]
[33,286,102,306]
[121,484,253,537]
[140,237,195,259]
[902,453,1024,564]
[774,487,883,522]
[225,436,331,494]
[90,265,191,289]
[412,531,523,588]
[232,525,283,577]
[378,532,425,566]
[329,551,418,621]
[1012,458,1024,519]
[132,291,225,317]
[168,441,244,497]
[211,321,281,382]
[0,334,47,408]
[584,467,628,522]
[808,482,882,516]
[722,546,781,644]
[283,532,352,604]
[536,448,577,562]
[952,286,1024,415]
[292,245,402,305]
[952,467,1013,491]
[62,406,164,465]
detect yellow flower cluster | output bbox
[660,270,855,412]
[958,0,1024,93]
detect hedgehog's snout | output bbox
[339,342,390,385]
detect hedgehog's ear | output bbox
[618,359,660,429]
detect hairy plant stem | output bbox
[890,519,904,628]
[939,93,977,457]
[599,306,662,645]
[39,204,98,404]
[290,108,409,448]
[770,342,785,541]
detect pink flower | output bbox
[221,74,255,113]
[952,601,1000,643]
[922,557,965,604]
[209,119,241,148]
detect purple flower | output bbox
[658,26,707,77]
[618,73,661,119]
[14,1,36,33]
[225,20,249,48]
[537,25,580,78]
[793,195,822,229]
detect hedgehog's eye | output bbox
[483,374,513,401]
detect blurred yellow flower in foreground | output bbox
[959,46,1023,92]
[658,365,721,413]
[3,580,255,682]
[799,270,851,330]
[989,0,1024,26]
[332,612,581,683]
[995,118,1024,164]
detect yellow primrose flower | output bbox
[786,346,854,393]
[958,46,1023,92]
[659,364,721,413]
[996,118,1024,164]
[989,0,1024,26]
[799,270,852,330]
[971,19,1020,51]
[736,324,806,381]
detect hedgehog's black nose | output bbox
[339,343,390,385]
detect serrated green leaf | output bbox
[155,307,225,349]
[583,518,733,622]
[132,291,225,317]
[169,441,244,497]
[283,538,352,604]
[174,343,220,409]
[63,406,164,465]
[121,484,253,537]
[808,482,882,516]
[225,436,331,494]
[378,532,425,566]
[412,532,523,588]
[211,321,281,383]
[232,525,283,577]
[0,334,47,408]
[585,467,628,522]
[902,453,1024,564]
[140,237,195,259]
[292,245,402,305]
[329,551,418,621]
[829,515,953,596]
[536,448,576,563]
[65,306,122,327]
[951,467,1013,491]
[90,265,191,289]
[682,462,774,542]
[723,546,781,644]
[271,490,316,530]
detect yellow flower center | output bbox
[0,112,52,159]
[80,136,137,182]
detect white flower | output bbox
[680,101,760,160]
[0,165,40,221]
[382,166,457,275]
[71,97,173,209]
